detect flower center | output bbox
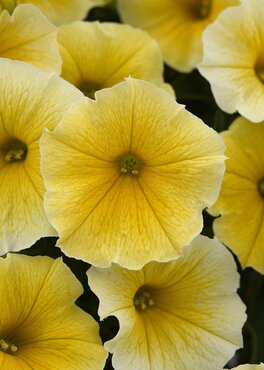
[255,67,264,83]
[1,138,27,163]
[134,286,155,311]
[255,53,264,83]
[257,177,264,198]
[0,339,18,354]
[79,82,100,99]
[0,0,16,13]
[120,154,141,176]
[194,0,212,19]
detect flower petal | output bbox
[0,254,107,370]
[58,21,172,96]
[0,4,61,73]
[17,0,105,25]
[199,0,264,122]
[42,79,225,268]
[0,58,84,253]
[88,235,246,370]
[117,0,238,72]
[209,117,264,272]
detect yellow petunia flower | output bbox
[88,235,246,370]
[41,78,225,269]
[16,0,106,25]
[208,117,264,273]
[199,0,264,123]
[0,58,84,255]
[0,253,107,369]
[0,4,61,73]
[58,21,173,99]
[117,0,238,72]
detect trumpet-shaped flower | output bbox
[58,21,173,98]
[117,0,238,72]
[0,253,107,369]
[0,4,61,73]
[199,0,264,123]
[41,78,225,269]
[0,58,83,255]
[209,117,264,273]
[88,235,246,370]
[16,0,106,25]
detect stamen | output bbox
[5,148,25,162]
[1,139,27,163]
[0,339,18,353]
[134,287,155,311]
[120,154,141,176]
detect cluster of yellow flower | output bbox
[0,0,263,369]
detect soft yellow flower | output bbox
[88,235,246,370]
[0,58,83,255]
[0,4,61,73]
[199,0,264,123]
[117,0,238,72]
[16,0,106,25]
[0,253,107,369]
[209,117,264,273]
[58,21,173,98]
[41,78,225,268]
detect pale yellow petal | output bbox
[199,0,264,122]
[41,78,225,268]
[117,0,238,72]
[0,58,84,253]
[58,21,173,97]
[209,117,264,272]
[17,0,105,25]
[88,235,246,370]
[0,5,61,73]
[0,254,107,370]
[227,365,264,370]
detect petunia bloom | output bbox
[58,21,173,98]
[0,4,62,73]
[16,0,106,25]
[88,235,246,370]
[199,0,264,123]
[0,58,83,255]
[208,117,264,274]
[117,0,238,72]
[0,253,107,369]
[41,78,225,269]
